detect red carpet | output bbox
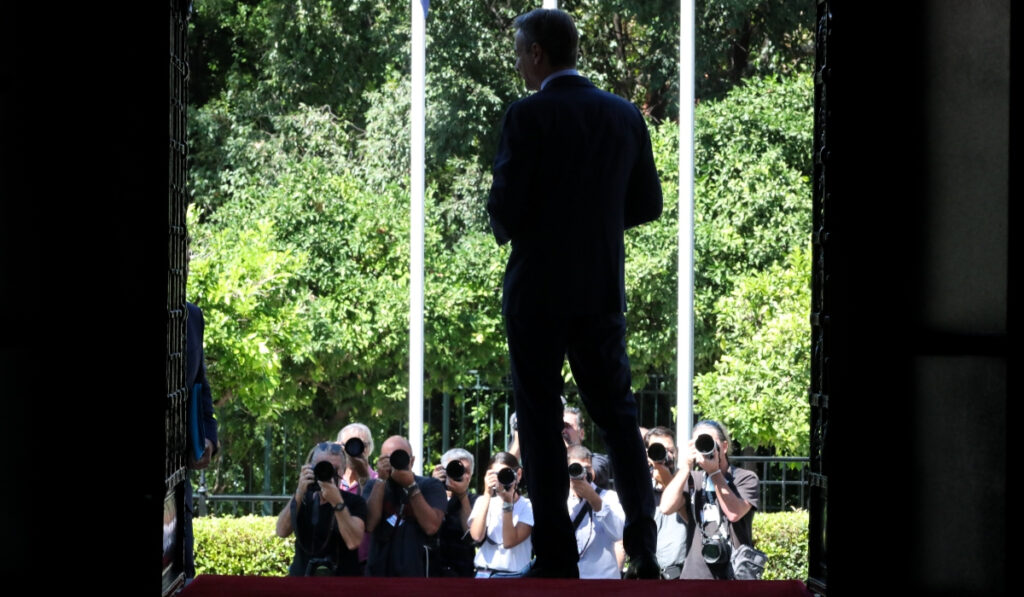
[181,575,813,597]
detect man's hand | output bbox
[349,454,372,480]
[320,478,343,507]
[446,470,471,498]
[650,460,673,487]
[190,439,214,470]
[431,465,446,482]
[295,464,315,500]
[391,468,415,488]
[375,455,393,482]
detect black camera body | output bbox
[344,437,365,457]
[389,448,411,471]
[701,534,732,565]
[445,459,466,482]
[308,460,337,496]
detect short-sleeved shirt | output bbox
[680,466,759,580]
[469,495,534,574]
[437,491,481,577]
[653,488,690,575]
[570,486,625,579]
[288,490,368,576]
[363,475,447,577]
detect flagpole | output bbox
[677,0,695,446]
[409,0,426,474]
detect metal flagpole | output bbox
[677,1,696,446]
[409,0,427,474]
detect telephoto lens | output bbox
[344,437,365,457]
[313,460,336,484]
[647,442,667,463]
[496,467,516,491]
[445,459,466,482]
[695,433,717,458]
[389,448,411,471]
[568,462,587,480]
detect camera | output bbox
[445,459,466,482]
[308,460,337,495]
[344,437,365,457]
[701,535,732,565]
[389,448,411,471]
[567,462,592,483]
[495,467,516,494]
[695,433,718,459]
[647,442,667,463]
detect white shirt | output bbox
[568,484,625,579]
[469,496,534,573]
[540,68,580,90]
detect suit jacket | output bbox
[186,301,218,454]
[487,75,663,317]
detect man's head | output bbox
[692,419,731,461]
[336,422,374,460]
[441,447,475,482]
[567,444,594,483]
[379,435,414,473]
[644,426,677,469]
[513,8,579,91]
[562,406,585,447]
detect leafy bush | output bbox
[193,510,808,580]
[193,514,292,576]
[754,509,809,581]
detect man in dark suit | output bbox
[486,8,663,579]
[184,301,219,581]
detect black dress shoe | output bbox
[622,556,661,579]
[523,560,580,578]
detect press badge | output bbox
[386,514,404,527]
[702,502,721,524]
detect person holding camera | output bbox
[335,422,377,573]
[660,420,762,580]
[364,435,446,577]
[468,452,534,577]
[644,426,690,579]
[275,442,368,576]
[431,448,480,577]
[565,445,625,579]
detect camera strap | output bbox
[692,471,730,543]
[571,496,596,557]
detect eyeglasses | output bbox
[316,442,344,455]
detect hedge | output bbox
[194,509,808,580]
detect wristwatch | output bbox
[333,501,347,512]
[403,482,421,498]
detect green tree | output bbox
[693,245,811,455]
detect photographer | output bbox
[431,448,480,577]
[566,445,624,579]
[335,422,377,573]
[660,420,761,580]
[468,452,533,577]
[275,442,368,576]
[364,435,446,577]
[644,426,689,579]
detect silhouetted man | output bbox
[486,7,663,579]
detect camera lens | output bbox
[445,459,466,482]
[567,462,586,480]
[496,467,516,489]
[313,460,336,484]
[695,433,717,457]
[647,442,667,463]
[344,437,365,457]
[389,449,411,471]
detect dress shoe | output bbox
[622,555,661,579]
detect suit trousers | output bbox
[505,311,657,569]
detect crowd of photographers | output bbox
[274,412,763,580]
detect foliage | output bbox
[753,509,809,581]
[193,510,808,579]
[694,245,812,456]
[184,0,816,497]
[193,514,292,576]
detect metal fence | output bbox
[194,455,808,516]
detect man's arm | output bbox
[364,479,385,533]
[487,104,532,245]
[624,109,663,229]
[660,468,691,516]
[400,478,445,536]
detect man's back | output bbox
[487,75,662,316]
